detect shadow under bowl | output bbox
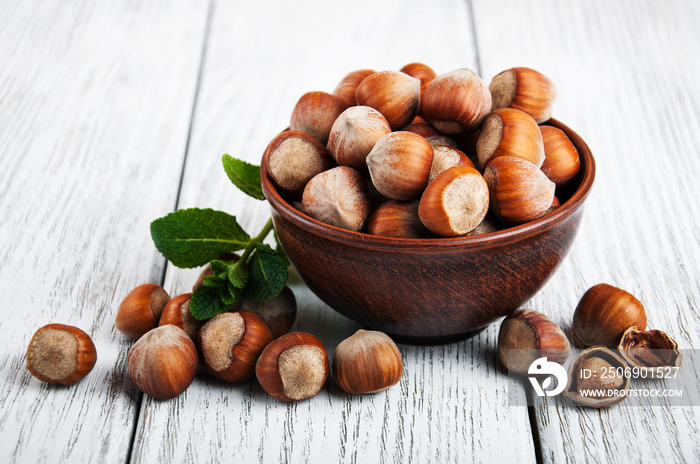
[261,119,595,344]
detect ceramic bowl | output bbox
[261,119,595,343]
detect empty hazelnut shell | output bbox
[617,326,682,368]
[565,346,631,408]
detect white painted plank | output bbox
[132,0,536,462]
[0,1,208,462]
[472,0,700,462]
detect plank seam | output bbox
[126,0,215,462]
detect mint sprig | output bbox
[151,155,289,321]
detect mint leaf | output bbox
[243,243,288,301]
[222,154,265,200]
[191,285,235,320]
[150,208,250,268]
[228,263,249,288]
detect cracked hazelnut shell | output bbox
[565,346,631,408]
[617,326,681,368]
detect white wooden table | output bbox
[2,1,699,462]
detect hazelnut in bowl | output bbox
[261,118,594,343]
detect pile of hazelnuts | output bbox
[265,64,581,237]
[26,272,404,402]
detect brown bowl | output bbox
[261,119,595,343]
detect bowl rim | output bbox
[261,118,595,252]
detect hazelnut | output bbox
[127,325,198,400]
[301,166,372,232]
[482,156,555,224]
[401,122,441,139]
[489,67,557,123]
[26,323,97,385]
[400,62,437,95]
[266,130,335,198]
[333,69,375,107]
[497,309,570,375]
[327,106,391,172]
[466,213,502,236]
[426,135,459,149]
[115,283,170,340]
[617,327,682,368]
[332,329,403,394]
[367,200,432,239]
[355,70,421,130]
[237,285,297,339]
[540,196,561,217]
[290,91,348,144]
[158,293,202,343]
[418,165,489,237]
[476,108,545,169]
[573,283,647,347]
[198,311,273,382]
[565,346,631,408]
[366,131,434,201]
[420,68,492,134]
[540,125,581,187]
[255,332,329,402]
[429,145,475,184]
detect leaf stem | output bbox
[239,218,274,263]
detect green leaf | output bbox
[222,154,265,200]
[228,263,249,289]
[243,243,288,302]
[190,285,236,320]
[150,208,251,268]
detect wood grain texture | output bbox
[0,1,208,462]
[472,0,700,462]
[131,0,535,462]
